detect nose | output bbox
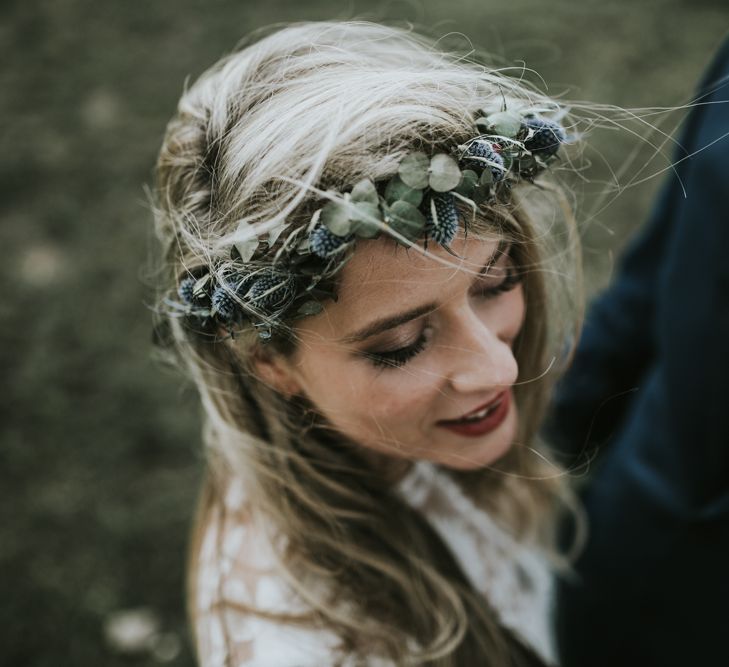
[446,307,519,395]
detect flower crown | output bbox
[168,108,566,342]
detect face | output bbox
[263,230,526,483]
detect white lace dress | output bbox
[194,460,558,666]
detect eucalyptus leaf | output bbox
[296,256,326,276]
[350,201,382,238]
[454,169,478,197]
[192,274,210,297]
[485,110,523,138]
[398,151,429,189]
[296,300,324,317]
[479,168,494,186]
[428,153,461,192]
[267,223,287,248]
[231,220,259,262]
[474,116,491,132]
[516,154,538,176]
[472,183,492,205]
[387,200,426,243]
[273,226,304,264]
[307,286,337,302]
[385,175,423,207]
[350,178,379,205]
[320,200,354,237]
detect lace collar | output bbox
[392,459,558,666]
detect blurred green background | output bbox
[2,0,727,664]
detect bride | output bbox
[151,20,583,666]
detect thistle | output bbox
[424,192,458,246]
[178,276,196,304]
[211,284,238,323]
[522,116,565,158]
[309,223,354,259]
[248,271,293,311]
[462,140,506,183]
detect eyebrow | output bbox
[339,240,509,344]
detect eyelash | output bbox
[363,263,523,369]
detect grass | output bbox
[2,0,726,663]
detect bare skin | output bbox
[254,230,526,485]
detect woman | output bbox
[151,20,584,666]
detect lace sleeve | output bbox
[192,478,394,667]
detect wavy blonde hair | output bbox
[151,20,585,666]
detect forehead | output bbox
[296,231,501,341]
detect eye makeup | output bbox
[361,248,522,370]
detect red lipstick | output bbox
[436,390,511,437]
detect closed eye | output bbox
[362,257,522,370]
[362,329,431,369]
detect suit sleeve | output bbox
[551,35,729,667]
[543,36,729,491]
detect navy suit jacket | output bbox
[544,36,729,667]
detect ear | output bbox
[251,346,303,398]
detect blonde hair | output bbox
[152,20,585,666]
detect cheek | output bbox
[331,362,433,433]
[365,381,423,423]
[296,351,411,422]
[357,367,444,443]
[309,362,365,413]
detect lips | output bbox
[437,391,507,424]
[435,390,511,437]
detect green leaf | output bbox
[474,116,491,133]
[267,223,287,248]
[398,151,430,189]
[472,183,492,205]
[296,256,326,275]
[386,201,426,243]
[350,178,379,205]
[320,200,354,237]
[516,154,538,175]
[479,168,494,186]
[454,169,478,197]
[306,285,337,301]
[192,274,210,298]
[485,110,523,138]
[385,175,423,207]
[295,300,324,317]
[231,220,259,262]
[428,153,461,192]
[350,201,382,238]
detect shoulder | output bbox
[191,474,392,667]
